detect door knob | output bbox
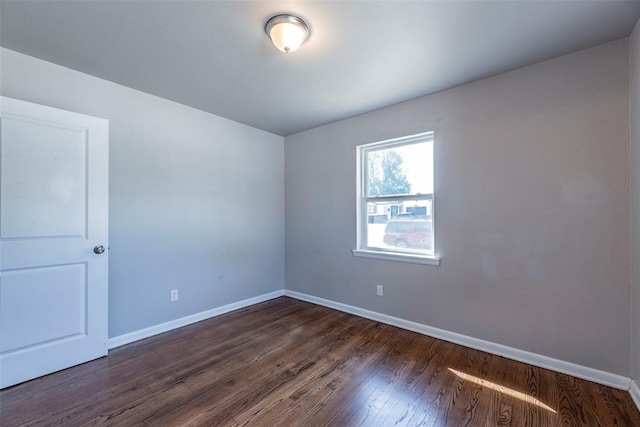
[93,245,105,254]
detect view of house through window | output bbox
[358,132,434,257]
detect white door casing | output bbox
[0,96,109,388]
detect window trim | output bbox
[354,131,440,265]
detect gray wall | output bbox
[285,40,630,375]
[631,19,640,382]
[1,48,285,338]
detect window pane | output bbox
[366,199,433,255]
[367,141,433,197]
[358,132,435,260]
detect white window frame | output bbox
[352,132,440,266]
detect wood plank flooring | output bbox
[1,297,639,426]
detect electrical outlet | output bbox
[377,285,383,297]
[171,289,178,302]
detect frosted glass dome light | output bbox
[265,15,310,54]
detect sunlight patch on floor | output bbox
[448,368,556,413]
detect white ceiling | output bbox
[1,1,639,136]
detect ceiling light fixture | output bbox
[265,14,310,54]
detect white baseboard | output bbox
[108,289,285,349]
[284,290,631,391]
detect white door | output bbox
[0,96,109,389]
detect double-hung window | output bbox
[353,132,439,265]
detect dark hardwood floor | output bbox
[1,297,639,426]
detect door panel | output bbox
[0,97,109,389]
[1,117,87,239]
[0,263,87,353]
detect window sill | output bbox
[351,249,440,266]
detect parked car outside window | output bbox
[383,219,433,250]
